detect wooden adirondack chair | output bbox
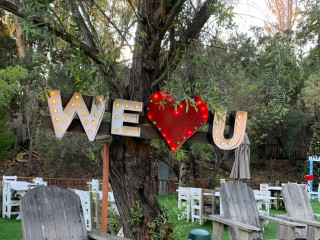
[274,183,320,240]
[20,185,131,240]
[207,181,305,240]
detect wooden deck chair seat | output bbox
[207,181,305,240]
[274,183,320,240]
[20,185,131,240]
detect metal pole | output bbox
[310,157,313,192]
[101,142,110,233]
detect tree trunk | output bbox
[15,17,27,58]
[110,137,172,239]
[179,157,193,187]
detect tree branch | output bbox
[65,0,98,51]
[151,0,217,90]
[0,0,103,66]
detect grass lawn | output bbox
[158,194,320,239]
[1,196,320,240]
[0,216,23,240]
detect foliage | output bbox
[34,130,103,177]
[299,72,320,132]
[0,66,27,113]
[0,117,16,163]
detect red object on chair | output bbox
[305,175,314,181]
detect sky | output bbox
[232,0,274,33]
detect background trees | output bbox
[1,0,320,239]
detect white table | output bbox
[8,181,31,198]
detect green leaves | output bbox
[0,66,27,111]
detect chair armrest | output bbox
[88,230,132,240]
[274,214,320,228]
[207,215,261,232]
[314,213,320,219]
[259,214,305,228]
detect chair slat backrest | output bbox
[282,183,315,221]
[220,181,263,240]
[3,175,17,182]
[21,186,89,240]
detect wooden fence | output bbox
[259,138,307,160]
[0,176,90,190]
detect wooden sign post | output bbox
[97,135,112,233]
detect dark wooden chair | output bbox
[274,183,320,240]
[20,185,131,240]
[207,181,305,240]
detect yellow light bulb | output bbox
[123,129,127,133]
[237,115,241,119]
[62,118,66,122]
[52,99,56,104]
[82,112,86,116]
[55,117,59,121]
[99,97,103,102]
[114,128,118,132]
[235,129,239,133]
[97,105,101,109]
[126,117,130,121]
[135,105,139,109]
[94,112,98,117]
[227,141,231,145]
[67,110,71,114]
[215,121,219,125]
[72,103,75,107]
[50,91,55,96]
[220,141,225,145]
[92,121,96,125]
[125,104,129,108]
[132,130,136,134]
[57,126,61,131]
[214,129,218,134]
[233,137,238,141]
[115,115,119,119]
[214,137,219,141]
[236,122,240,126]
[53,109,58,113]
[78,104,82,108]
[85,120,89,124]
[116,103,120,107]
[75,95,80,99]
[88,129,92,133]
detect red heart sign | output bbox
[146,91,209,151]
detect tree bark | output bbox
[179,157,194,187]
[110,137,172,239]
[15,17,27,58]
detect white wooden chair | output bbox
[75,189,92,231]
[260,184,278,209]
[254,190,270,229]
[90,179,100,192]
[3,175,17,182]
[32,177,47,186]
[2,182,19,219]
[190,187,203,225]
[178,186,190,221]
